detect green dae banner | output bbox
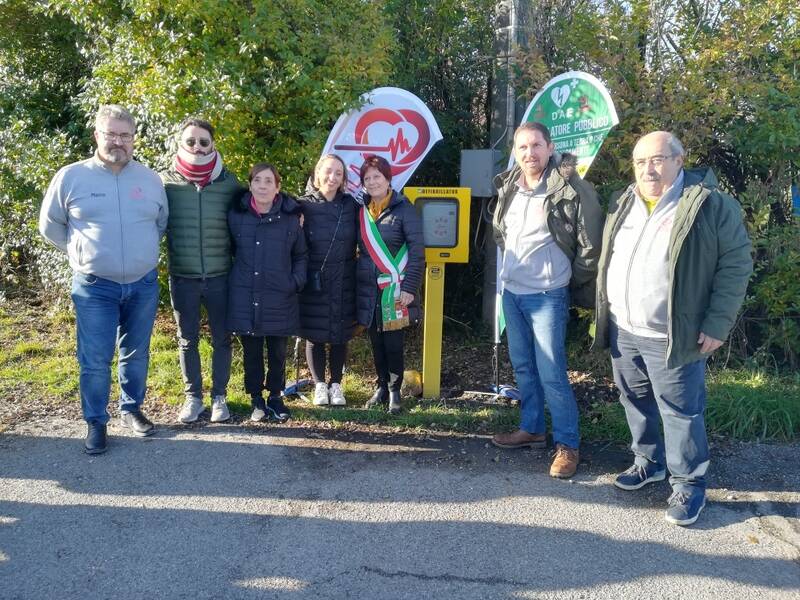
[518,71,619,177]
[495,71,618,343]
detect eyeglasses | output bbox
[633,154,674,169]
[183,137,212,148]
[98,130,134,143]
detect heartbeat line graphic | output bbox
[334,129,413,161]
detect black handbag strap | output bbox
[319,200,344,273]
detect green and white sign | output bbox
[518,71,619,177]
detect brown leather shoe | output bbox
[492,430,547,449]
[550,444,579,478]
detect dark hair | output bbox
[514,121,552,145]
[560,152,578,166]
[179,118,215,139]
[248,162,281,185]
[359,155,392,184]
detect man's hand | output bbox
[399,291,414,307]
[697,332,724,354]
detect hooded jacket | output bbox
[297,190,358,343]
[492,158,603,308]
[227,191,308,336]
[594,167,752,368]
[356,190,425,329]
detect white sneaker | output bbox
[313,382,329,406]
[178,396,204,423]
[210,395,230,422]
[329,383,346,406]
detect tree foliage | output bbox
[513,0,800,366]
[0,0,797,367]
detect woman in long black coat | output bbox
[297,154,358,407]
[227,162,307,423]
[356,155,425,414]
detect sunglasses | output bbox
[183,137,212,148]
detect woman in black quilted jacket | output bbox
[297,154,358,407]
[227,163,307,423]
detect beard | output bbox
[100,145,130,164]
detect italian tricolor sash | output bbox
[360,206,410,330]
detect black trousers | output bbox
[368,321,405,392]
[305,340,348,384]
[239,335,288,398]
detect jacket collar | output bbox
[240,191,301,215]
[495,156,574,202]
[365,189,402,209]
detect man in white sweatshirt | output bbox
[39,104,168,454]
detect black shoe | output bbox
[266,396,291,423]
[388,391,402,415]
[365,388,388,409]
[84,423,107,454]
[120,411,155,437]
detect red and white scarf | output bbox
[174,147,223,188]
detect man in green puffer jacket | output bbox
[161,118,245,424]
[595,131,752,527]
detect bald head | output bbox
[632,131,685,199]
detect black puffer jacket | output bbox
[297,190,358,344]
[356,190,425,329]
[227,191,308,336]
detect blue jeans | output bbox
[502,287,579,448]
[70,269,159,425]
[609,322,708,496]
[169,275,232,398]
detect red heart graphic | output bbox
[335,108,432,176]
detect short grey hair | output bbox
[95,104,136,131]
[667,133,685,157]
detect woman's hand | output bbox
[399,291,414,307]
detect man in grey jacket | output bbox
[491,122,603,479]
[595,131,752,526]
[39,104,168,454]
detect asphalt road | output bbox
[1,418,798,599]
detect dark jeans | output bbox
[240,335,288,398]
[609,322,709,496]
[306,340,348,384]
[70,269,159,424]
[169,274,232,398]
[368,321,404,392]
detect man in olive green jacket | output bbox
[162,118,245,424]
[595,131,752,526]
[490,122,603,480]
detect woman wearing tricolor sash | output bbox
[355,156,425,414]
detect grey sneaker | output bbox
[178,396,204,423]
[665,491,706,526]
[250,396,267,422]
[614,462,667,491]
[210,395,230,422]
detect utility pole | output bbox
[483,0,528,325]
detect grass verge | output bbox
[1,302,797,442]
